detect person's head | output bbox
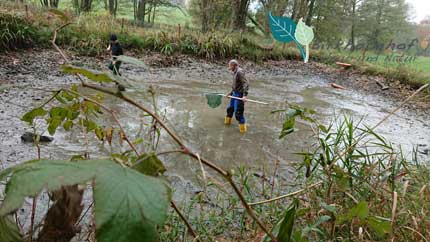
[228,59,239,71]
[110,34,118,43]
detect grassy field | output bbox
[58,1,194,27]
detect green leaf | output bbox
[84,120,97,132]
[278,199,298,242]
[62,91,76,101]
[133,154,166,176]
[116,56,148,69]
[94,162,170,242]
[21,107,47,124]
[54,94,67,104]
[294,18,314,46]
[62,65,114,83]
[49,107,67,120]
[291,230,308,242]
[268,12,297,43]
[263,199,298,242]
[321,202,337,214]
[279,118,295,139]
[47,117,62,135]
[349,201,369,220]
[0,216,24,242]
[63,120,73,131]
[367,217,391,237]
[95,127,104,141]
[0,159,171,242]
[267,12,305,60]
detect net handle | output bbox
[218,94,268,105]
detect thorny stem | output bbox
[171,201,202,242]
[52,24,277,241]
[29,126,41,242]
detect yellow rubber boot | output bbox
[224,117,232,125]
[239,124,247,133]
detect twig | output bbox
[156,149,185,156]
[171,201,202,242]
[75,201,94,226]
[249,182,323,206]
[401,226,429,242]
[51,22,72,63]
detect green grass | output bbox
[1,1,429,87]
[58,0,194,28]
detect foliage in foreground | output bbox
[1,60,429,241]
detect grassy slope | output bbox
[1,1,429,86]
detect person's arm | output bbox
[238,71,249,101]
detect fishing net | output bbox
[205,93,223,108]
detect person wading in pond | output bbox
[224,59,249,133]
[107,34,123,76]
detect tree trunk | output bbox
[350,0,357,51]
[151,4,156,24]
[48,0,59,8]
[232,0,250,30]
[305,0,316,25]
[109,0,114,15]
[137,0,146,22]
[73,0,80,14]
[298,0,308,20]
[114,0,118,17]
[200,0,209,33]
[291,0,298,20]
[80,0,92,12]
[373,0,385,50]
[104,0,108,10]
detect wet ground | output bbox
[1,50,429,176]
[0,50,429,237]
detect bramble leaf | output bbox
[0,159,171,242]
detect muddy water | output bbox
[1,52,429,175]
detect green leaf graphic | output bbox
[295,18,314,46]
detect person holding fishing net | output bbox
[205,60,267,133]
[225,59,249,133]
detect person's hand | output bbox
[107,45,111,51]
[242,96,248,102]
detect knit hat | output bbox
[110,34,118,41]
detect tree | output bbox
[189,0,232,32]
[80,0,92,12]
[357,0,412,52]
[40,0,60,8]
[421,15,430,25]
[109,0,118,16]
[231,0,251,30]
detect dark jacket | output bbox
[231,67,249,96]
[111,42,123,57]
